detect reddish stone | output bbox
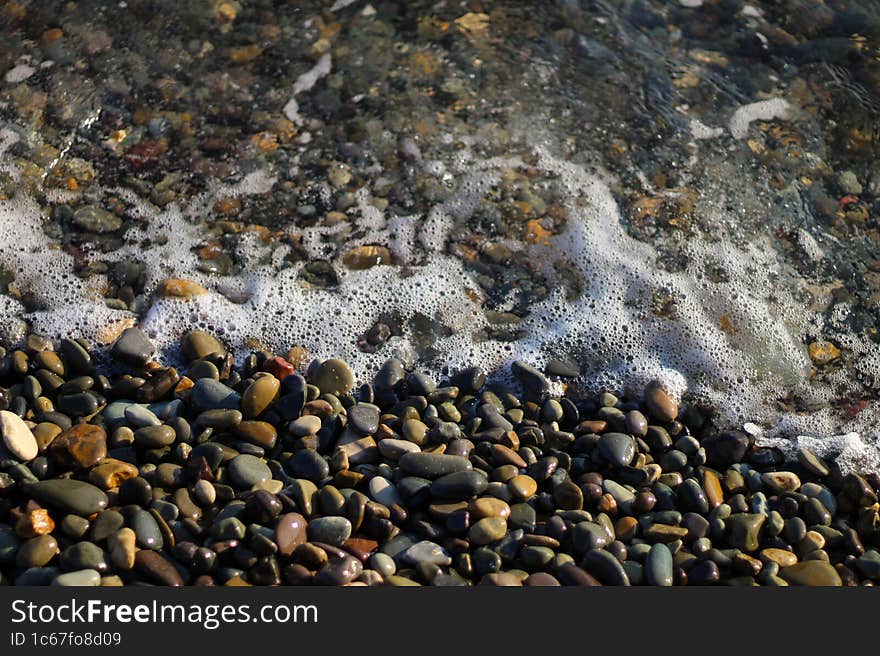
[263,356,294,381]
[48,423,107,469]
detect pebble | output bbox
[227,454,272,488]
[779,561,842,586]
[0,410,38,461]
[242,375,280,418]
[312,359,355,396]
[308,516,352,547]
[25,479,108,516]
[644,543,673,586]
[53,569,102,586]
[469,517,508,545]
[598,433,636,467]
[399,452,472,478]
[48,423,107,469]
[111,327,155,365]
[643,385,678,422]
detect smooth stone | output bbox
[181,331,225,360]
[16,535,60,568]
[0,410,39,462]
[761,471,801,494]
[511,361,550,398]
[375,359,405,390]
[111,328,155,365]
[797,447,830,478]
[572,522,612,553]
[308,517,352,547]
[124,404,161,427]
[108,528,136,569]
[25,479,108,516]
[60,541,108,572]
[643,385,678,422]
[60,339,92,373]
[286,449,329,482]
[369,476,402,507]
[378,438,421,460]
[469,497,510,520]
[195,409,242,430]
[598,433,636,467]
[134,425,176,448]
[57,392,99,417]
[227,454,272,489]
[370,552,396,577]
[53,569,101,586]
[49,423,107,469]
[779,561,842,586]
[289,415,322,436]
[702,431,750,469]
[347,404,380,435]
[242,376,280,418]
[235,421,277,449]
[191,378,241,410]
[315,555,363,585]
[582,549,630,586]
[508,474,538,500]
[402,541,452,566]
[0,525,21,564]
[645,543,673,586]
[312,359,355,396]
[90,510,124,542]
[469,517,508,545]
[399,452,472,478]
[430,470,488,500]
[726,513,766,552]
[276,513,308,556]
[135,550,184,586]
[129,508,163,550]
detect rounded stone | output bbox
[779,561,842,586]
[368,476,402,507]
[53,569,101,586]
[508,474,538,500]
[598,433,636,467]
[645,543,673,586]
[242,375,280,418]
[0,410,38,461]
[24,479,108,516]
[289,415,322,436]
[276,513,308,556]
[469,517,508,545]
[347,404,380,435]
[227,454,272,489]
[307,516,352,547]
[286,449,329,482]
[399,452,472,478]
[111,328,155,365]
[134,425,176,448]
[312,359,355,396]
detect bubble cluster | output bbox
[2,126,880,471]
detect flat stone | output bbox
[797,447,830,478]
[242,375,280,418]
[0,410,38,461]
[25,479,108,516]
[402,541,452,566]
[191,378,241,411]
[369,476,402,507]
[779,561,842,586]
[347,404,380,435]
[377,438,421,460]
[53,569,101,586]
[572,522,612,552]
[312,358,355,396]
[227,454,272,489]
[48,423,107,469]
[761,471,801,494]
[73,205,121,233]
[308,516,352,547]
[399,452,472,478]
[60,541,109,572]
[134,425,176,448]
[469,517,508,545]
[598,433,636,467]
[111,328,155,365]
[124,405,161,427]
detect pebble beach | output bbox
[0,328,879,586]
[1,1,880,585]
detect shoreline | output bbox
[1,327,878,586]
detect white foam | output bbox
[3,125,880,472]
[283,54,332,125]
[729,98,792,139]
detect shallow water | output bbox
[2,0,880,471]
